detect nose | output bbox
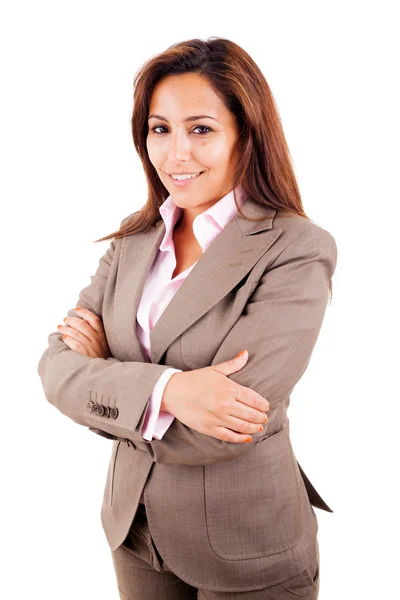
[168,130,191,161]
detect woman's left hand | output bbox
[57,306,112,359]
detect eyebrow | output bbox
[148,114,218,123]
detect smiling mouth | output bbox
[168,171,204,178]
[167,171,205,185]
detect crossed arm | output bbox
[38,225,337,465]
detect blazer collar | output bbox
[115,195,282,364]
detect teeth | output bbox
[171,172,201,181]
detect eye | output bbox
[192,125,212,135]
[150,125,212,135]
[151,125,168,134]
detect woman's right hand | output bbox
[161,349,270,443]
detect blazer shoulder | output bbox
[119,211,139,228]
[274,211,337,255]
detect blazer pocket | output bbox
[204,431,302,560]
[104,440,121,506]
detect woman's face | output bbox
[146,72,240,216]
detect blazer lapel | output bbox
[115,196,282,365]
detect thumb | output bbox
[210,349,248,377]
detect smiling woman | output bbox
[37,36,337,599]
[145,71,241,228]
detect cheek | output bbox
[146,140,163,167]
[205,140,231,166]
[146,137,153,159]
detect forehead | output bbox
[148,73,226,118]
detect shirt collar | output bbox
[158,185,248,252]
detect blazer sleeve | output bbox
[37,221,179,443]
[129,226,338,465]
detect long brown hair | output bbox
[95,36,333,302]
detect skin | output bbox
[59,72,241,355]
[57,307,111,358]
[146,72,240,235]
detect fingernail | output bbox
[259,425,263,432]
[263,416,268,423]
[74,307,81,311]
[244,436,252,443]
[57,324,63,329]
[236,349,245,358]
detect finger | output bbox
[62,316,102,339]
[232,399,269,424]
[235,385,270,412]
[58,324,95,351]
[61,335,91,357]
[225,414,267,434]
[58,321,94,345]
[73,306,104,334]
[214,426,253,444]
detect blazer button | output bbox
[86,401,93,412]
[109,407,119,419]
[103,406,110,418]
[97,404,105,417]
[90,403,99,415]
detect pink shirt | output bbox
[137,185,248,442]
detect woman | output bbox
[38,37,337,599]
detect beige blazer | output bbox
[37,196,337,591]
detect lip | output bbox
[167,171,205,187]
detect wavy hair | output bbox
[95,36,333,302]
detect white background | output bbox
[1,1,399,598]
